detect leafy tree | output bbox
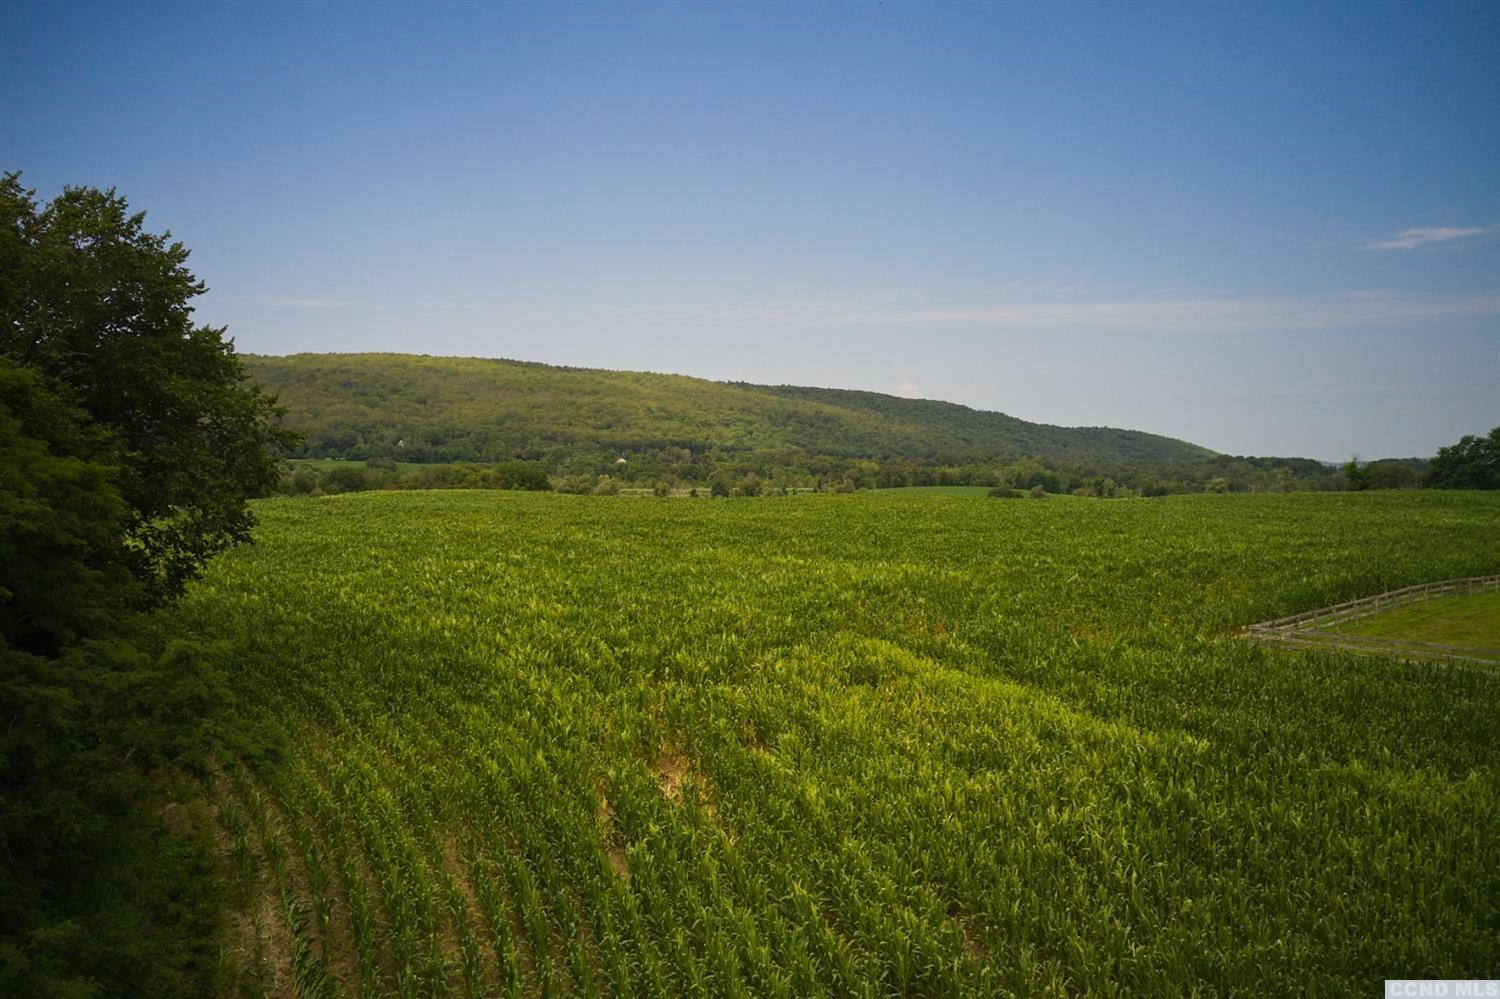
[0,360,233,995]
[553,473,596,494]
[0,363,133,655]
[324,465,373,493]
[1365,460,1417,490]
[1424,427,1500,490]
[286,466,321,495]
[493,459,550,491]
[1,175,293,993]
[0,172,296,600]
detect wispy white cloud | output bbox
[1365,226,1493,252]
[888,381,921,398]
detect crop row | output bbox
[163,489,1500,995]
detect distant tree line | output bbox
[282,458,550,495]
[275,430,1500,499]
[274,451,1377,498]
[1341,458,1420,491]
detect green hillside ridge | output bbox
[245,353,1217,472]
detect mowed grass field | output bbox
[1335,589,1500,651]
[160,489,1500,996]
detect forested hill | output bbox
[244,352,1217,470]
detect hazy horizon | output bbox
[6,0,1497,461]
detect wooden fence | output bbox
[1245,573,1500,667]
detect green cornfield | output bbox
[163,489,1500,996]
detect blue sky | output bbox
[4,0,1497,460]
